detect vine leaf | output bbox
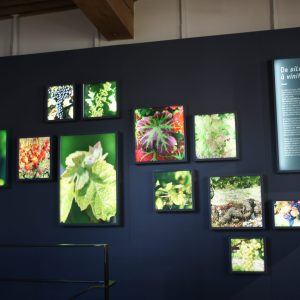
[60,178,75,223]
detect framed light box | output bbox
[229,237,266,274]
[0,129,7,187]
[59,132,120,226]
[46,84,75,122]
[134,105,187,164]
[210,175,264,229]
[18,136,52,181]
[82,81,119,120]
[273,200,300,229]
[194,112,238,161]
[153,169,195,212]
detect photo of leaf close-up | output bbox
[0,130,7,187]
[59,133,118,225]
[194,113,237,160]
[134,105,186,163]
[47,84,74,121]
[154,170,193,211]
[83,81,118,119]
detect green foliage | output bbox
[155,171,193,211]
[195,113,236,159]
[211,176,260,191]
[60,138,117,224]
[0,130,7,186]
[231,238,265,272]
[84,81,117,118]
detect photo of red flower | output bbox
[18,137,51,180]
[134,105,186,163]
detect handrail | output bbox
[0,243,116,300]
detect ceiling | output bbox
[0,0,136,40]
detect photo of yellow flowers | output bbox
[18,137,51,180]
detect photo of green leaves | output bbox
[194,113,237,160]
[135,105,186,163]
[210,175,263,229]
[0,130,7,187]
[154,170,193,211]
[60,133,118,225]
[230,238,265,273]
[47,85,74,121]
[83,81,118,119]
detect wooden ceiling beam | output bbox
[72,0,134,40]
[0,0,76,19]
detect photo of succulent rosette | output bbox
[134,105,186,163]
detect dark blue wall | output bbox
[0,27,300,300]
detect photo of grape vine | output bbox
[47,85,74,121]
[0,130,7,187]
[135,105,185,163]
[210,176,263,228]
[154,170,193,211]
[60,133,117,225]
[195,113,237,160]
[273,200,300,227]
[83,81,117,118]
[18,137,51,180]
[231,238,265,272]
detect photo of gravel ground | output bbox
[210,175,263,229]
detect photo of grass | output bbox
[210,175,263,229]
[135,105,186,163]
[194,113,237,160]
[18,137,51,180]
[47,84,74,121]
[273,200,300,227]
[83,81,118,119]
[230,238,265,273]
[0,130,7,187]
[154,170,193,211]
[60,133,118,225]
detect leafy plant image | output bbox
[18,137,51,180]
[231,238,265,272]
[60,133,118,225]
[0,130,7,187]
[47,85,74,121]
[273,200,300,227]
[134,105,186,163]
[83,81,117,119]
[154,170,193,211]
[210,175,263,228]
[194,113,237,160]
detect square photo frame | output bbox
[18,136,52,181]
[194,112,238,161]
[134,105,187,164]
[46,84,75,122]
[59,132,120,226]
[82,81,119,120]
[153,170,195,212]
[210,175,264,229]
[0,129,8,188]
[229,237,266,274]
[272,200,300,229]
